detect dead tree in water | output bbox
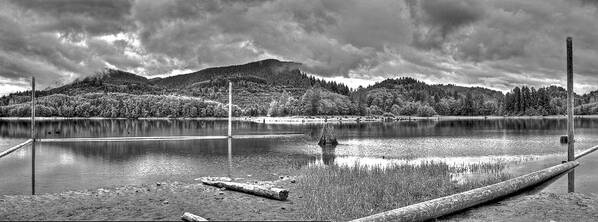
[318,123,338,146]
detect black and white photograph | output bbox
[1,0,598,221]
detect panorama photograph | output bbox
[1,0,598,221]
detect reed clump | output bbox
[295,161,510,221]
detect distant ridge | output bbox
[150,59,302,88]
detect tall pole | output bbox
[31,138,35,195]
[228,82,233,180]
[566,37,575,193]
[31,77,36,195]
[228,82,232,138]
[227,138,232,179]
[31,77,35,140]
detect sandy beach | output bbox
[2,179,597,221]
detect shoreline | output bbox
[1,115,598,123]
[0,179,304,221]
[2,180,596,221]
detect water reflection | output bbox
[0,137,319,195]
[321,145,336,166]
[31,141,35,195]
[2,118,598,195]
[227,138,232,179]
[0,119,308,139]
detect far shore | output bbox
[1,115,597,123]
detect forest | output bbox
[0,93,241,118]
[1,77,592,118]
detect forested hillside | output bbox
[1,59,598,117]
[0,59,350,109]
[0,93,241,118]
[350,78,504,116]
[503,86,583,115]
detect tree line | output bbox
[0,93,241,118]
[2,77,597,118]
[503,86,578,115]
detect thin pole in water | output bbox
[228,82,233,179]
[566,37,575,193]
[227,138,232,179]
[31,76,36,195]
[31,140,35,195]
[31,77,35,140]
[228,82,232,138]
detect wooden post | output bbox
[31,77,36,195]
[228,82,232,138]
[227,138,232,179]
[566,37,575,193]
[31,77,35,140]
[31,139,35,195]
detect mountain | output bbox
[0,59,351,114]
[150,59,301,88]
[26,59,348,98]
[45,69,160,96]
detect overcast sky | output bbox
[1,0,597,95]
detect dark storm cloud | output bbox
[408,0,485,50]
[1,0,598,94]
[10,0,135,36]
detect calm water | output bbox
[1,118,597,195]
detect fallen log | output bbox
[0,139,33,159]
[181,212,208,221]
[350,161,579,222]
[575,145,598,160]
[201,180,289,201]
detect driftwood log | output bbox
[181,212,208,221]
[201,180,289,201]
[0,139,33,159]
[350,161,579,222]
[318,123,338,146]
[576,145,598,160]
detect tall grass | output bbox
[450,161,507,174]
[295,161,510,221]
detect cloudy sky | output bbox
[1,0,597,95]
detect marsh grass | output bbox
[451,161,507,174]
[295,161,511,221]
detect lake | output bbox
[1,118,597,195]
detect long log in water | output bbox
[0,139,33,159]
[575,145,598,160]
[201,180,289,201]
[37,134,304,143]
[181,212,208,221]
[350,161,579,222]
